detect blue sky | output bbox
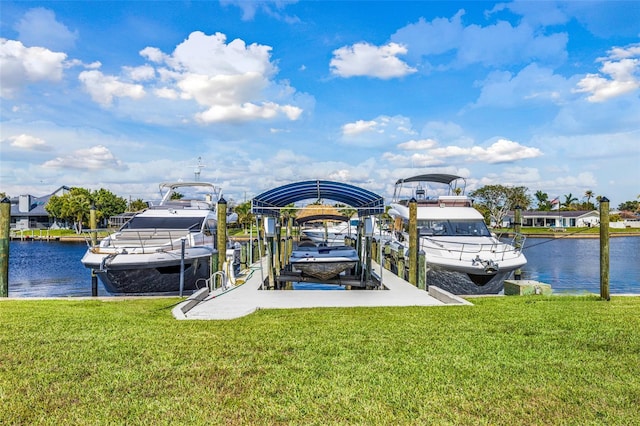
[1,0,639,207]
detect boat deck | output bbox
[174,258,470,320]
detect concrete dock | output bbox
[173,259,471,320]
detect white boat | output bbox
[301,217,378,246]
[386,174,527,294]
[289,243,359,281]
[81,182,232,294]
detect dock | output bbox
[173,259,471,320]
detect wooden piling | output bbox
[418,250,426,290]
[397,248,405,280]
[91,271,98,297]
[240,243,248,270]
[514,206,522,280]
[599,197,610,301]
[216,197,228,272]
[0,197,10,297]
[408,198,418,286]
[89,205,98,247]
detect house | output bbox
[507,210,600,228]
[9,186,70,230]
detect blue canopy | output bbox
[252,180,384,217]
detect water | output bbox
[520,237,640,294]
[5,237,640,297]
[7,241,109,297]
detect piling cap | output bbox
[0,197,9,203]
[600,196,609,203]
[409,197,417,203]
[218,196,227,204]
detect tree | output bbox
[619,200,639,212]
[45,187,127,232]
[469,185,518,227]
[534,190,551,211]
[128,199,148,212]
[92,188,127,226]
[64,187,92,233]
[469,185,531,227]
[562,193,578,210]
[507,186,532,211]
[234,201,254,234]
[584,190,594,210]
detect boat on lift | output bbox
[386,174,527,295]
[289,243,359,281]
[81,182,234,294]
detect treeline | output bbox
[469,185,639,227]
[45,188,147,233]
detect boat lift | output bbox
[251,180,385,290]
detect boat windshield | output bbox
[417,219,491,237]
[121,216,204,231]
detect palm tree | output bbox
[233,201,254,234]
[562,193,578,210]
[534,190,549,211]
[584,190,594,210]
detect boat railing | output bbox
[423,235,525,261]
[108,229,191,252]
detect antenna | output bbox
[192,157,206,181]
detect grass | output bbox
[1,296,639,425]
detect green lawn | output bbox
[1,296,639,425]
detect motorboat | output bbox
[81,182,234,294]
[289,243,360,281]
[300,217,378,246]
[300,218,358,245]
[386,174,527,295]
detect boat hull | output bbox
[82,249,213,294]
[427,266,512,295]
[290,245,359,281]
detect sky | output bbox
[1,0,639,208]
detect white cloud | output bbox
[382,152,443,167]
[0,39,67,98]
[575,43,640,102]
[42,145,127,170]
[391,9,567,68]
[14,8,78,51]
[78,70,146,106]
[133,31,303,123]
[340,115,417,146]
[196,101,302,123]
[330,42,417,79]
[430,138,543,164]
[6,134,51,151]
[220,0,300,23]
[383,138,543,167]
[397,139,437,150]
[473,63,570,108]
[125,65,156,81]
[171,32,275,76]
[342,120,378,136]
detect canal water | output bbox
[5,237,640,297]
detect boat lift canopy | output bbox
[252,180,384,217]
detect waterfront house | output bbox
[9,186,70,230]
[507,210,600,229]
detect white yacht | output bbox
[386,174,527,294]
[81,182,232,294]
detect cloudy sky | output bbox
[1,1,639,207]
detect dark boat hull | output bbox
[427,266,511,295]
[95,257,211,294]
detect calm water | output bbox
[5,237,640,297]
